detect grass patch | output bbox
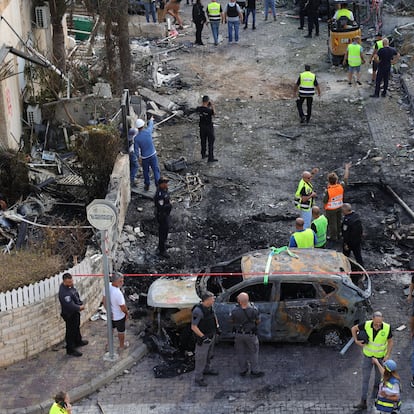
[0,250,64,293]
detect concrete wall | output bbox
[47,95,122,125]
[0,0,32,150]
[106,153,131,243]
[0,256,104,368]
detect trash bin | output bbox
[73,15,93,41]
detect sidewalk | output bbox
[0,317,147,414]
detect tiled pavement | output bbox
[0,317,146,414]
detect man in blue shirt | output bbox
[135,117,161,191]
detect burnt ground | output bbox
[120,7,414,286]
[73,5,414,414]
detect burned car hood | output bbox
[147,276,200,308]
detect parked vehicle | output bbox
[327,0,363,65]
[147,248,371,346]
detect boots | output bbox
[353,400,367,410]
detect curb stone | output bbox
[3,343,148,414]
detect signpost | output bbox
[87,199,118,361]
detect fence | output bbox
[0,255,101,312]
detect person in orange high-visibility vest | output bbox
[323,162,351,242]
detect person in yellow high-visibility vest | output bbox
[370,32,384,83]
[288,217,317,248]
[49,391,72,414]
[310,206,328,248]
[343,36,365,86]
[351,311,393,410]
[293,64,321,124]
[294,168,319,228]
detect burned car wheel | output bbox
[310,326,346,347]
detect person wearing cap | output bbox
[230,292,264,378]
[102,273,129,350]
[372,358,401,413]
[154,176,172,258]
[191,291,220,386]
[195,96,218,163]
[134,117,161,191]
[58,273,88,357]
[351,311,393,410]
[370,32,384,84]
[343,36,365,86]
[293,64,321,124]
[128,128,139,188]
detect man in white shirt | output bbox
[103,272,129,350]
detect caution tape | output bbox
[72,269,414,277]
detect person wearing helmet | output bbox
[372,358,401,413]
[351,311,393,410]
[134,117,161,191]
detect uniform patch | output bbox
[64,296,72,303]
[159,200,164,206]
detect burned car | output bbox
[147,248,371,346]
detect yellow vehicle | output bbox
[328,0,363,65]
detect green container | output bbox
[73,15,93,41]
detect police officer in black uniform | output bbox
[58,273,88,357]
[230,292,264,377]
[196,95,217,163]
[191,291,220,386]
[154,176,172,258]
[341,203,364,266]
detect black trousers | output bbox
[343,242,364,267]
[62,312,82,352]
[158,217,170,253]
[200,124,215,160]
[195,22,204,44]
[299,8,305,28]
[307,11,319,35]
[374,67,390,96]
[296,96,313,120]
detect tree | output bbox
[99,0,131,91]
[48,0,71,73]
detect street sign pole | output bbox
[86,200,119,362]
[101,229,117,361]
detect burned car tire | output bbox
[310,326,346,347]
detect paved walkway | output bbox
[0,317,146,414]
